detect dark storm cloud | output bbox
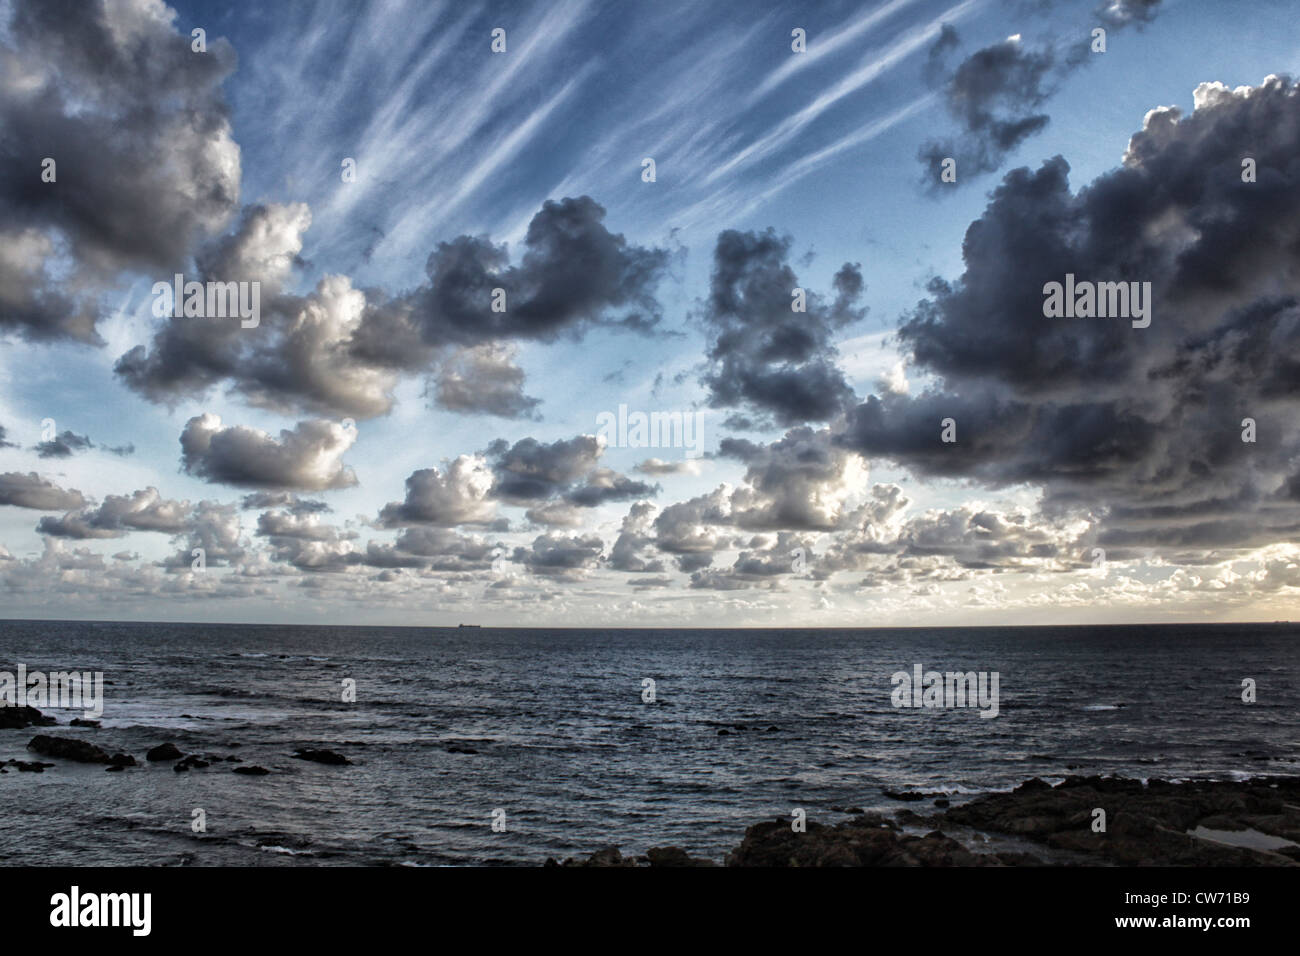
[0,472,86,510]
[486,435,602,503]
[919,34,1054,180]
[699,229,865,427]
[31,430,132,458]
[845,76,1300,552]
[0,426,16,449]
[118,197,667,419]
[919,2,1164,183]
[0,0,239,343]
[36,487,190,539]
[384,196,669,349]
[33,430,92,458]
[180,414,358,490]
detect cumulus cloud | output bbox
[847,76,1300,554]
[0,472,86,510]
[180,413,358,490]
[37,487,190,539]
[119,197,667,419]
[430,343,541,419]
[720,427,867,531]
[0,0,239,342]
[699,229,865,427]
[159,501,245,570]
[364,196,669,352]
[608,501,667,573]
[378,455,498,527]
[512,533,604,578]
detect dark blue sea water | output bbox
[0,620,1296,865]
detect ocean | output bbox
[1,620,1296,865]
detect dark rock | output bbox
[934,798,951,808]
[882,789,925,802]
[645,846,716,867]
[233,765,271,776]
[447,745,478,755]
[6,759,53,772]
[27,734,121,764]
[555,846,636,867]
[70,718,101,728]
[944,776,1300,866]
[146,742,183,762]
[291,748,351,765]
[0,705,56,730]
[726,816,991,867]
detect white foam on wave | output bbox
[257,844,313,856]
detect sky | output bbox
[2,0,1300,626]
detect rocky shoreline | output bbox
[550,776,1300,866]
[5,706,1297,866]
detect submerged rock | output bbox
[4,758,54,773]
[882,789,926,802]
[232,765,271,776]
[291,748,351,765]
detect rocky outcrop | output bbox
[550,776,1300,867]
[27,735,135,767]
[146,742,183,762]
[545,845,716,867]
[725,813,1012,866]
[941,775,1300,865]
[0,705,57,730]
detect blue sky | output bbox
[3,0,1300,625]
